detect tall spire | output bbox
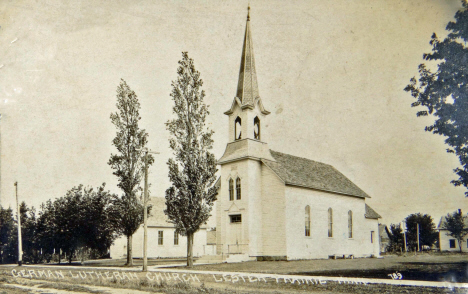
[236,5,259,108]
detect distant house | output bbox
[437,212,468,252]
[110,197,207,259]
[379,224,390,253]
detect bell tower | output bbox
[217,6,274,259]
[219,6,274,164]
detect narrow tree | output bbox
[165,52,218,267]
[442,210,468,252]
[405,1,468,195]
[404,213,438,251]
[108,79,153,266]
[0,206,16,263]
[386,224,405,253]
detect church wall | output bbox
[260,164,287,257]
[284,186,373,259]
[247,160,263,256]
[217,160,251,256]
[364,218,380,257]
[110,227,207,259]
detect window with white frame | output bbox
[174,231,179,245]
[305,206,311,237]
[236,177,241,200]
[158,231,163,245]
[229,179,234,201]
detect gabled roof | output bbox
[437,215,468,230]
[147,197,208,229]
[263,150,370,198]
[365,204,381,219]
[147,197,171,227]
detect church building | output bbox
[215,8,381,261]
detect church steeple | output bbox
[225,6,270,116]
[219,6,275,163]
[236,6,259,107]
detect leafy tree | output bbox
[36,185,117,264]
[81,184,118,256]
[19,202,42,264]
[108,79,153,266]
[36,199,59,262]
[442,209,468,252]
[0,206,16,263]
[405,1,468,195]
[385,224,405,253]
[404,213,438,251]
[165,52,218,267]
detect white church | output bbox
[215,8,381,261]
[111,8,381,262]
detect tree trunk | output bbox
[126,234,133,266]
[459,239,463,253]
[187,232,193,268]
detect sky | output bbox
[0,0,467,227]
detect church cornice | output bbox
[224,96,270,115]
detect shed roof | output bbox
[365,204,381,219]
[263,150,370,198]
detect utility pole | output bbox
[15,182,22,266]
[401,221,407,253]
[137,147,159,272]
[417,223,420,252]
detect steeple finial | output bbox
[247,5,250,21]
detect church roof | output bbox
[365,204,381,219]
[263,150,371,198]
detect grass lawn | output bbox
[190,252,468,282]
[1,253,468,294]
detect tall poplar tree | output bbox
[109,79,153,266]
[165,52,218,267]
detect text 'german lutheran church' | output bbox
[215,7,382,261]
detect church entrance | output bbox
[227,214,247,254]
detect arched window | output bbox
[328,208,333,238]
[305,206,311,237]
[236,178,241,200]
[235,117,242,140]
[348,210,353,238]
[254,116,260,140]
[229,179,234,201]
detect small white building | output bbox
[437,213,468,252]
[215,9,381,261]
[110,197,207,259]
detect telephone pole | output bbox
[417,223,420,252]
[15,182,22,266]
[136,148,159,272]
